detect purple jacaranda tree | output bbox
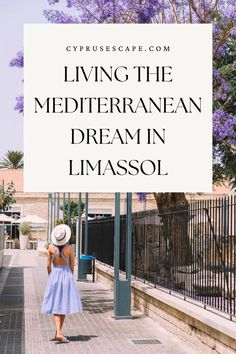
[42,0,235,267]
[11,0,235,186]
[10,0,235,265]
[9,51,24,113]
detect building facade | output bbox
[1,169,235,241]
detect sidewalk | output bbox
[0,250,202,354]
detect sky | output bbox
[0,0,75,158]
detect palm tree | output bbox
[0,150,24,169]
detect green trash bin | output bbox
[80,255,95,282]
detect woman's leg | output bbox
[54,314,62,338]
[60,315,66,333]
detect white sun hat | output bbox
[51,224,71,246]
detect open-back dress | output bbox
[41,245,83,315]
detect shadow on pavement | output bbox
[67,334,98,342]
[81,289,113,313]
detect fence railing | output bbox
[84,196,236,317]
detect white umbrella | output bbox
[14,214,47,241]
[81,212,93,221]
[14,214,47,224]
[0,214,15,223]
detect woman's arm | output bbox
[47,246,52,274]
[69,246,74,274]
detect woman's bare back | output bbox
[49,244,72,266]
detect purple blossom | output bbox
[214,42,229,58]
[213,145,223,163]
[48,0,59,5]
[134,0,167,23]
[136,193,148,202]
[45,0,169,24]
[9,51,24,68]
[44,0,236,27]
[66,0,72,7]
[213,109,236,143]
[14,96,24,114]
[43,10,80,23]
[213,67,221,81]
[213,65,232,101]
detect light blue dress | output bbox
[41,245,83,315]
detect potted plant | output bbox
[19,222,31,250]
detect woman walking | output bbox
[41,224,83,343]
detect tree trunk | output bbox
[153,193,192,267]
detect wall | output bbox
[95,262,236,354]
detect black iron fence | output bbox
[84,196,236,317]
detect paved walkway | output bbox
[0,250,202,354]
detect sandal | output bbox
[55,336,70,344]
